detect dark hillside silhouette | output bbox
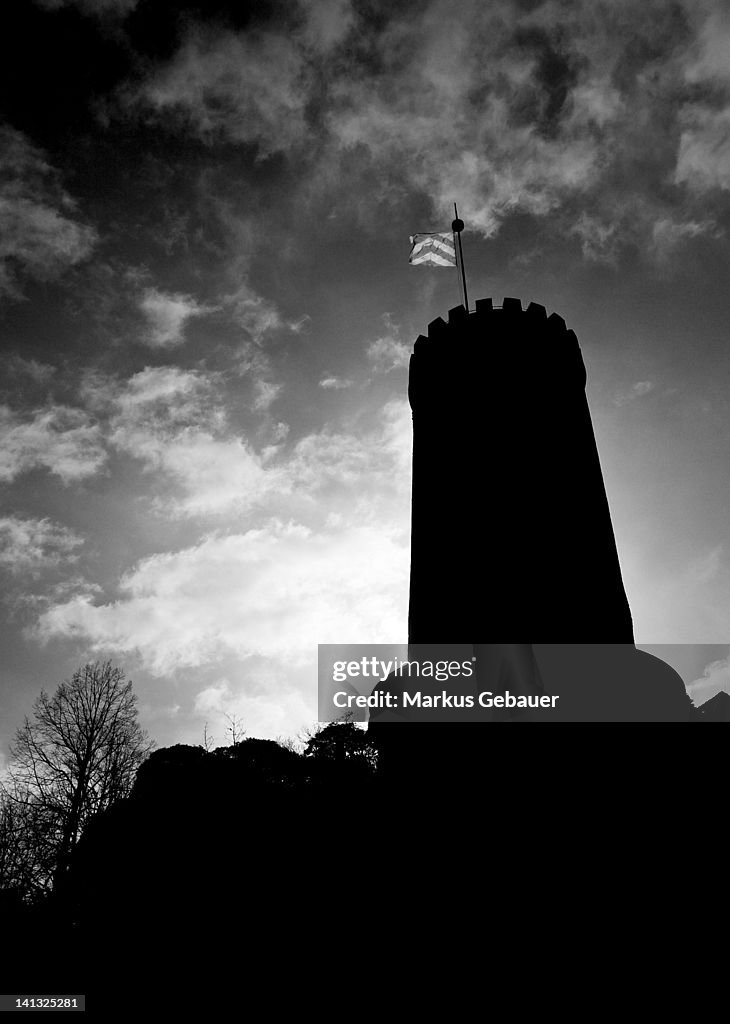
[3,724,380,1003]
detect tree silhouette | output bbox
[303,719,378,775]
[0,784,57,900]
[4,661,153,891]
[223,712,246,746]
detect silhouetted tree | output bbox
[0,784,57,900]
[303,719,378,775]
[223,712,246,746]
[6,661,153,890]
[219,737,303,782]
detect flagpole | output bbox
[452,203,469,312]
[452,223,464,309]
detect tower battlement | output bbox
[409,299,586,411]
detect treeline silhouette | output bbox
[1,669,382,1001]
[2,661,727,1010]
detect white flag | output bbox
[408,232,457,267]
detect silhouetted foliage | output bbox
[4,661,153,893]
[0,785,57,901]
[303,720,378,776]
[218,736,304,779]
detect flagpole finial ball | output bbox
[451,218,464,232]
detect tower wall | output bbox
[407,297,634,644]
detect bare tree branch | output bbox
[5,661,153,894]
[223,713,246,747]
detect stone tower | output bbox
[368,297,696,745]
[407,297,633,644]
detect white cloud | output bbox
[3,356,56,385]
[570,204,719,265]
[613,381,655,407]
[139,287,213,348]
[131,1,358,153]
[675,107,730,192]
[651,216,718,259]
[283,400,412,498]
[674,5,730,193]
[192,673,315,742]
[83,363,204,413]
[0,126,96,299]
[288,430,385,489]
[225,283,307,344]
[194,681,232,716]
[322,1,608,234]
[148,435,275,517]
[253,380,282,411]
[570,214,620,264]
[319,376,353,390]
[36,520,409,674]
[687,654,730,705]
[300,0,355,54]
[0,404,106,483]
[13,381,411,734]
[33,395,413,675]
[0,516,83,574]
[81,366,275,516]
[136,28,312,157]
[364,315,411,374]
[681,2,730,85]
[269,422,290,443]
[367,335,411,374]
[79,364,411,518]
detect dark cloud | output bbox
[0,126,97,298]
[97,0,730,263]
[34,0,139,16]
[7,0,730,266]
[509,26,581,136]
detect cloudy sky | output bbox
[2,0,730,757]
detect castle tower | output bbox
[368,297,696,749]
[407,298,633,644]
